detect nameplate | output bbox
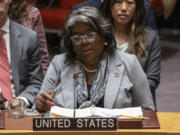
[33,118,117,130]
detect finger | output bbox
[37,94,51,106]
[35,98,51,112]
[36,104,49,113]
[39,95,54,106]
[37,103,50,112]
[48,90,53,99]
[35,91,55,113]
[40,93,52,101]
[37,93,55,108]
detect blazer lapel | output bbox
[9,21,22,93]
[103,51,127,109]
[104,65,125,108]
[62,63,83,109]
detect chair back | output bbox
[60,0,86,9]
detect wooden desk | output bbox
[0,112,180,135]
[158,112,180,135]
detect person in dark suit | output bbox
[0,0,43,109]
[72,0,157,30]
[8,0,50,75]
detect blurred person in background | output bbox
[72,0,157,30]
[0,0,43,109]
[8,0,50,75]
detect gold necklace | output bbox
[82,64,97,73]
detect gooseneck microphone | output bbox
[73,74,78,118]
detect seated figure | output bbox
[100,0,161,105]
[0,0,43,109]
[35,6,155,112]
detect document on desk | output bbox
[49,106,143,118]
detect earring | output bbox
[104,42,108,46]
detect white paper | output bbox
[94,107,143,118]
[49,106,143,118]
[50,106,74,117]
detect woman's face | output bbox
[71,22,105,64]
[111,0,136,26]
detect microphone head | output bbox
[73,74,78,79]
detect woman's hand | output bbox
[35,90,54,113]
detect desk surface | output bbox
[0,112,180,135]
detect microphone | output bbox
[73,74,78,118]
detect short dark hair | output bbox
[61,6,116,63]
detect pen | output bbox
[119,115,149,119]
